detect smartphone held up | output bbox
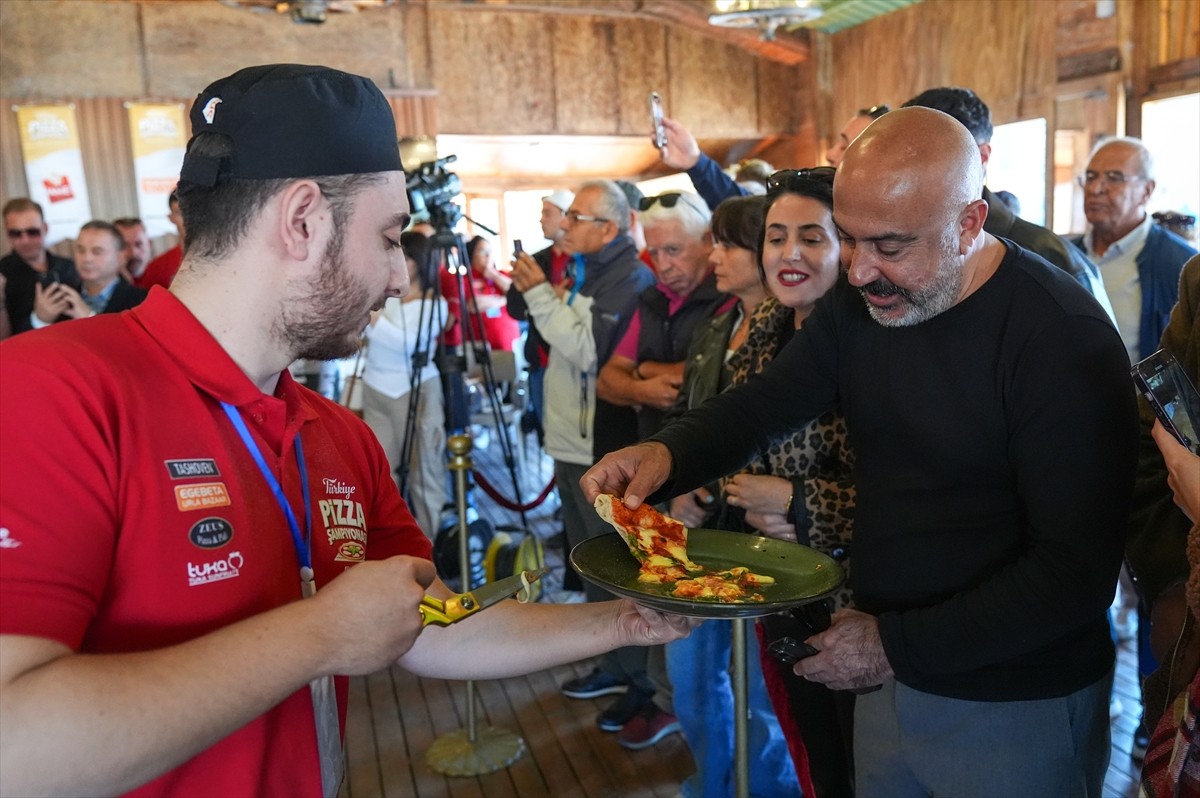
[650,92,666,150]
[1132,348,1200,455]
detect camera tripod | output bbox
[397,217,528,540]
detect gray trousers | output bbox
[854,668,1112,798]
[555,459,656,695]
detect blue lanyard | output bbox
[220,402,315,596]
[567,253,585,306]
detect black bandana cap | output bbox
[180,64,403,187]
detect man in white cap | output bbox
[507,188,574,440]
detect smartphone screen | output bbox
[513,239,523,256]
[649,92,666,149]
[1132,349,1200,454]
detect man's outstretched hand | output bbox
[581,442,673,510]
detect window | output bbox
[988,118,1048,227]
[1141,93,1200,222]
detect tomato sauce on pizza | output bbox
[593,494,774,603]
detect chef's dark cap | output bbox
[180,64,402,187]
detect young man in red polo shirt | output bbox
[0,64,692,798]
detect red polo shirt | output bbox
[0,288,431,797]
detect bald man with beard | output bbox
[582,107,1138,796]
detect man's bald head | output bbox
[833,107,995,328]
[838,106,984,215]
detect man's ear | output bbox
[958,197,989,254]
[977,142,992,170]
[277,179,325,262]
[1142,178,1157,206]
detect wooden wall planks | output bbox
[1,0,1196,219]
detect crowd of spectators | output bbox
[2,67,1198,798]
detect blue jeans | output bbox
[668,620,801,798]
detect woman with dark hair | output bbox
[725,167,856,798]
[439,235,519,353]
[662,195,801,798]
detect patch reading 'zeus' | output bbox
[189,517,234,549]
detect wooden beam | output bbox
[1056,47,1121,82]
[1147,56,1200,90]
[422,0,812,65]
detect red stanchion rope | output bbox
[471,470,556,513]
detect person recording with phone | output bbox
[506,189,575,441]
[0,198,79,337]
[652,104,889,213]
[30,220,147,329]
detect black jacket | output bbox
[0,250,79,335]
[100,279,149,314]
[982,186,1098,290]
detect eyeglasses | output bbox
[860,104,890,119]
[564,210,610,225]
[6,227,42,239]
[765,167,836,195]
[1076,170,1146,189]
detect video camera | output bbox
[406,155,463,232]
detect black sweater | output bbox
[652,242,1138,701]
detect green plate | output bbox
[569,529,844,619]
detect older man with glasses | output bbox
[0,198,79,338]
[1070,136,1197,363]
[509,179,657,725]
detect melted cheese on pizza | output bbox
[594,494,775,603]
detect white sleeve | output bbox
[523,283,597,372]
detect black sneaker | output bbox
[562,667,629,700]
[597,687,653,732]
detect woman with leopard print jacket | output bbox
[726,168,858,798]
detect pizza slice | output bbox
[670,567,775,602]
[594,493,702,583]
[593,494,777,603]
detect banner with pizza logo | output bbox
[14,104,92,245]
[126,103,186,238]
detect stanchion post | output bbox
[732,617,750,798]
[426,434,526,777]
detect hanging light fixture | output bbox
[708,0,824,41]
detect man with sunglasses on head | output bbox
[1069,136,1196,363]
[598,191,729,443]
[0,198,79,337]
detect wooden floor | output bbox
[340,422,1147,798]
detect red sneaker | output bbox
[617,705,681,750]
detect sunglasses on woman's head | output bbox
[765,167,836,195]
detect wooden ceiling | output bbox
[215,0,815,64]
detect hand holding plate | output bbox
[614,598,700,646]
